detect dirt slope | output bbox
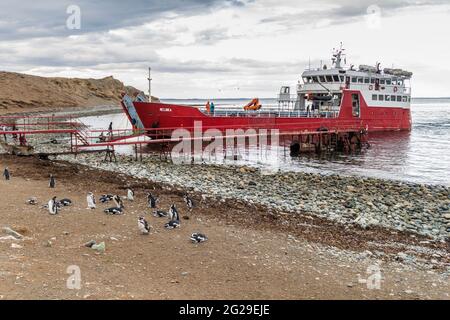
[0,71,155,114]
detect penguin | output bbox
[138,216,150,235]
[127,188,134,201]
[147,193,158,208]
[164,220,180,229]
[190,233,208,243]
[87,192,96,209]
[3,167,10,181]
[26,197,37,205]
[59,198,72,206]
[113,195,124,208]
[152,210,168,218]
[99,194,114,203]
[168,204,180,221]
[104,202,124,215]
[183,194,195,210]
[49,174,56,188]
[48,197,58,215]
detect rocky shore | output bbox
[57,153,450,240]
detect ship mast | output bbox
[332,43,346,69]
[148,67,152,102]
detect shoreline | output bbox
[57,152,450,240]
[0,104,123,118]
[2,106,449,240]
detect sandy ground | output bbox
[0,155,449,300]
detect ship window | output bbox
[398,80,404,86]
[386,79,392,85]
[392,79,397,85]
[379,95,384,101]
[380,79,386,84]
[312,76,318,83]
[385,95,391,101]
[319,76,326,82]
[408,96,411,102]
[340,76,344,82]
[364,78,370,84]
[397,96,402,102]
[372,94,378,101]
[391,95,396,101]
[326,75,333,82]
[351,77,357,83]
[357,77,364,83]
[402,96,408,102]
[333,75,340,82]
[370,78,375,84]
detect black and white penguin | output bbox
[49,174,56,188]
[103,197,124,215]
[59,198,72,206]
[113,195,124,207]
[190,233,208,243]
[152,210,168,218]
[99,194,114,203]
[168,204,180,221]
[26,197,37,205]
[147,193,158,208]
[127,188,134,201]
[164,220,180,229]
[87,192,96,209]
[104,206,123,215]
[48,196,58,215]
[138,216,150,235]
[3,167,10,181]
[183,194,195,210]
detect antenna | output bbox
[148,67,152,102]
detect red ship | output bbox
[121,47,412,135]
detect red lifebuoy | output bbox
[393,86,398,93]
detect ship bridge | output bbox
[278,46,413,117]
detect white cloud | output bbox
[0,0,449,98]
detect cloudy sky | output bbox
[1,0,449,98]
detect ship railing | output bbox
[202,108,339,119]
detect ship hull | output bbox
[121,90,412,134]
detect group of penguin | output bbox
[30,187,207,244]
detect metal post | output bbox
[148,67,152,102]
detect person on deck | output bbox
[108,122,113,139]
[210,101,215,115]
[19,134,27,146]
[205,101,211,114]
[1,125,7,142]
[12,125,18,143]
